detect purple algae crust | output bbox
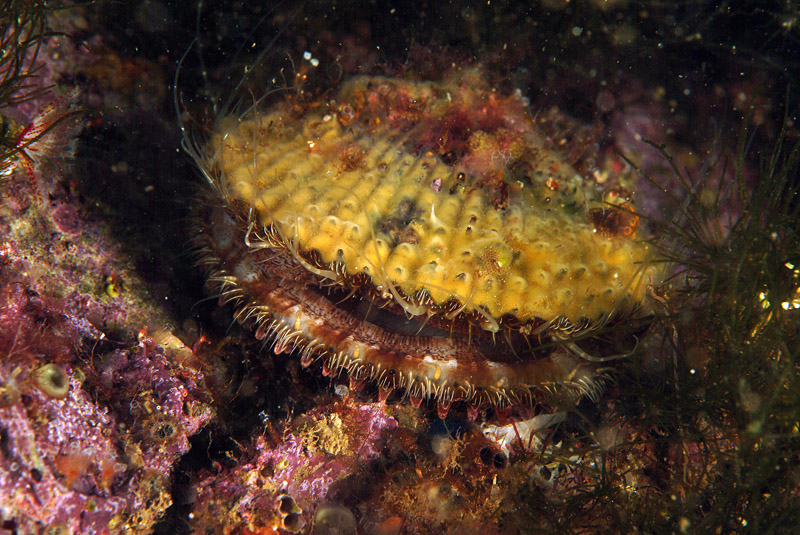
[0,248,216,535]
[0,29,214,530]
[188,402,397,534]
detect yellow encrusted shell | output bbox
[209,73,656,333]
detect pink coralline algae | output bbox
[0,272,214,534]
[0,6,218,533]
[0,352,212,535]
[0,66,213,535]
[1,363,126,535]
[189,402,397,533]
[93,339,214,477]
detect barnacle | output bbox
[277,494,304,532]
[193,69,660,415]
[34,363,70,399]
[148,419,177,444]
